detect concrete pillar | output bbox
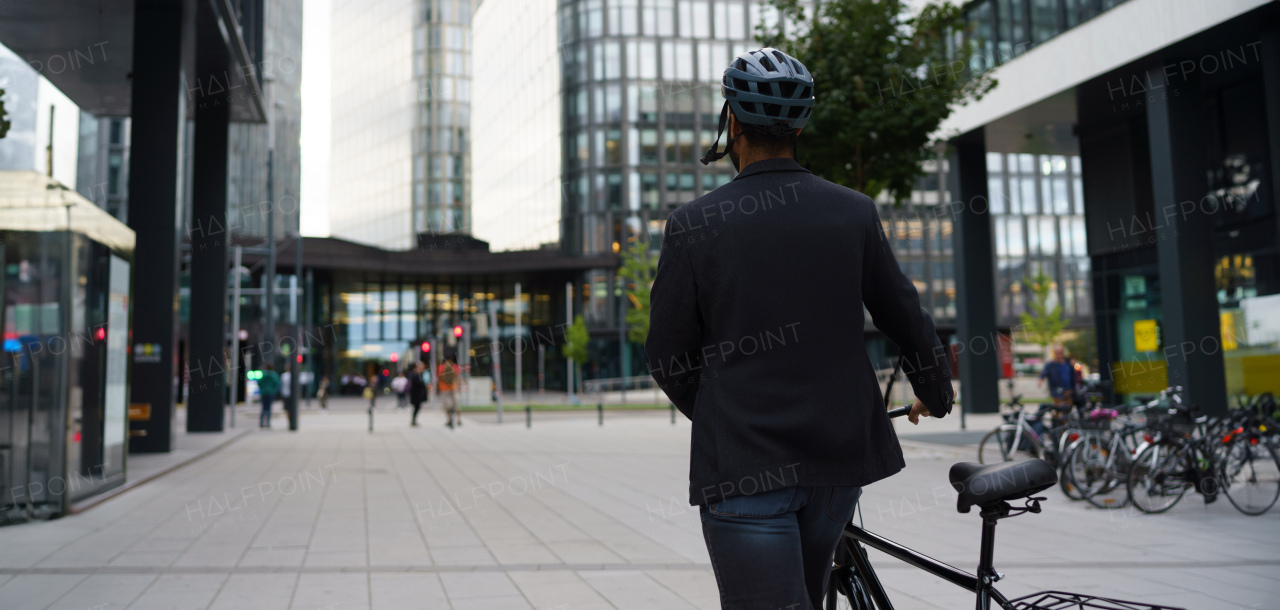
[125,0,185,452]
[1144,64,1226,416]
[187,0,231,432]
[948,128,1000,414]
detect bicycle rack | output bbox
[1009,590,1184,610]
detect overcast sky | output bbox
[299,0,331,237]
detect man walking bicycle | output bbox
[646,48,954,610]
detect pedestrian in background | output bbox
[317,375,330,409]
[258,363,281,429]
[392,370,409,409]
[438,356,460,429]
[1038,345,1076,406]
[364,374,377,409]
[408,361,428,427]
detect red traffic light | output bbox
[421,341,431,353]
[296,354,303,363]
[453,325,464,338]
[95,326,106,341]
[390,352,399,363]
[382,368,389,376]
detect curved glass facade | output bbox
[415,0,474,235]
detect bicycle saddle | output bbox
[948,460,1058,513]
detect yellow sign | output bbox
[128,403,151,421]
[1134,319,1159,352]
[1221,312,1238,351]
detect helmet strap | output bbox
[700,101,743,165]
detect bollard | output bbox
[526,405,531,429]
[671,403,676,425]
[368,405,374,433]
[598,402,603,426]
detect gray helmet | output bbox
[723,47,815,129]
[701,47,814,165]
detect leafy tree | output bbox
[1019,271,1068,348]
[617,240,658,345]
[562,314,591,393]
[563,314,590,366]
[756,0,996,202]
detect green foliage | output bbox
[0,88,10,139]
[617,240,658,345]
[756,0,996,202]
[1062,327,1098,369]
[1018,271,1068,348]
[562,314,591,365]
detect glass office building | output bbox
[329,0,475,249]
[471,0,563,252]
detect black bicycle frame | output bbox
[839,515,1012,610]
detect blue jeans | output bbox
[260,393,275,428]
[700,485,862,610]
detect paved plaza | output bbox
[1,398,1277,609]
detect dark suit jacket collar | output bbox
[732,157,812,181]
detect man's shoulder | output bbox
[667,172,874,221]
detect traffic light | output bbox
[389,352,399,363]
[453,325,464,338]
[421,341,431,353]
[0,89,9,139]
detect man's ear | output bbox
[728,112,741,139]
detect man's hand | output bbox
[907,399,930,425]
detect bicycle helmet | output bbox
[701,47,815,165]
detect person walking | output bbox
[1038,345,1076,406]
[258,363,281,429]
[645,48,953,610]
[317,375,330,409]
[392,370,409,409]
[437,356,460,429]
[408,361,429,426]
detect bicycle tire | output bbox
[979,425,1043,464]
[1221,438,1280,516]
[1128,442,1189,514]
[1058,438,1091,500]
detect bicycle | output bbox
[1060,412,1144,510]
[977,396,1072,468]
[1126,392,1217,514]
[1217,404,1280,515]
[828,404,1183,610]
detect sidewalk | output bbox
[1,401,1275,609]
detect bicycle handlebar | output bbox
[887,404,913,419]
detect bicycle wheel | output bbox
[979,424,1043,464]
[1058,437,1096,500]
[1221,439,1280,516]
[1083,442,1132,511]
[1127,442,1189,514]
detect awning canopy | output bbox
[0,170,136,256]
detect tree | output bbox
[757,0,996,202]
[562,314,591,390]
[1018,271,1068,349]
[617,240,658,345]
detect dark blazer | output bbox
[645,158,954,506]
[408,372,428,404]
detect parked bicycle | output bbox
[977,395,1073,468]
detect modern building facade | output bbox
[471,0,562,251]
[227,0,303,241]
[75,115,131,221]
[945,0,1280,413]
[329,0,477,249]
